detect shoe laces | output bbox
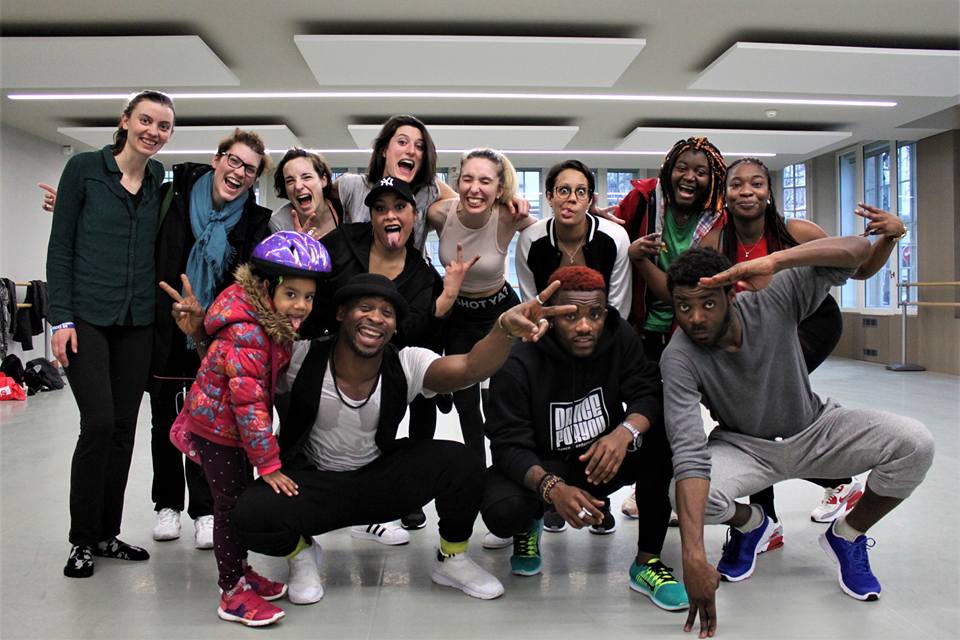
[822,486,840,505]
[846,536,876,572]
[513,529,540,557]
[638,559,678,588]
[157,509,179,525]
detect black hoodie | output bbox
[485,308,662,486]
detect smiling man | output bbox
[480,266,686,612]
[662,242,935,638]
[231,273,575,605]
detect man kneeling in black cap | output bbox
[232,273,574,604]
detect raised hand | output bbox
[159,274,205,338]
[442,243,480,298]
[856,203,906,238]
[498,280,577,342]
[39,183,57,212]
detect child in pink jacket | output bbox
[170,231,330,627]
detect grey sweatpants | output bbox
[700,399,935,524]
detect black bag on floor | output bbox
[1,354,24,385]
[24,358,64,393]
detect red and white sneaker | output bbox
[244,565,287,601]
[217,578,285,627]
[759,522,784,553]
[810,481,864,523]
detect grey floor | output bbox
[1,357,958,640]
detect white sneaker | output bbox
[621,488,639,519]
[153,508,181,541]
[810,481,865,523]
[430,550,504,600]
[350,522,410,546]
[287,543,324,604]
[482,532,512,550]
[194,515,214,550]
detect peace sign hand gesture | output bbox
[159,274,205,338]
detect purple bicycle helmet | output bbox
[250,231,332,278]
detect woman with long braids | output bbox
[48,91,175,578]
[607,137,726,519]
[700,156,906,546]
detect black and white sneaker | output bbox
[542,507,567,533]
[589,506,617,535]
[401,508,427,530]
[63,545,94,578]
[350,523,410,546]
[93,537,150,561]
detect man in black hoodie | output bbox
[482,265,686,612]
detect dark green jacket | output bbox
[46,145,165,326]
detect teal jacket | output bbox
[46,145,165,326]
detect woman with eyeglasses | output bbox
[47,91,175,578]
[270,148,342,238]
[517,159,632,317]
[147,129,273,552]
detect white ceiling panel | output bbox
[617,127,852,156]
[57,125,301,154]
[0,36,238,89]
[348,124,580,151]
[690,42,960,97]
[296,35,645,87]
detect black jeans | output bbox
[481,420,674,557]
[149,379,213,518]
[233,440,484,557]
[65,321,152,546]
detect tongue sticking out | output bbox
[290,317,303,331]
[386,228,402,248]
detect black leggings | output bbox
[444,284,520,464]
[481,419,675,558]
[233,440,484,556]
[749,295,851,521]
[65,321,152,545]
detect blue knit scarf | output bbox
[184,171,247,310]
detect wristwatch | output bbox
[619,422,643,452]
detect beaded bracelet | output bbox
[539,474,563,504]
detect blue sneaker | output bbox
[716,511,775,582]
[629,557,689,611]
[819,524,881,601]
[510,518,543,576]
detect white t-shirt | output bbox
[283,342,440,471]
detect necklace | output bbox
[557,237,585,264]
[737,233,764,260]
[328,345,380,410]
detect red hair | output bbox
[546,266,606,293]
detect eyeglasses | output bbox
[551,185,591,200]
[222,153,259,178]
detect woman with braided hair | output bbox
[600,137,726,519]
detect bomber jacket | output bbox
[485,308,662,486]
[152,162,271,379]
[516,213,632,317]
[182,264,295,475]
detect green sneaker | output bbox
[510,518,543,576]
[629,557,689,611]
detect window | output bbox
[897,143,918,303]
[836,141,917,312]
[331,168,349,181]
[606,170,637,207]
[782,163,807,219]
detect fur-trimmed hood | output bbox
[203,263,299,345]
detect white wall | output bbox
[0,124,68,361]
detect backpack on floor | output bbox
[1,354,24,385]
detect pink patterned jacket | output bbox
[181,264,297,475]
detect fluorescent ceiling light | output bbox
[7,91,896,108]
[157,148,776,157]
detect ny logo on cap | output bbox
[380,177,395,187]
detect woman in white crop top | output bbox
[425,148,534,466]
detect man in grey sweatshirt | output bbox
[660,238,934,638]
